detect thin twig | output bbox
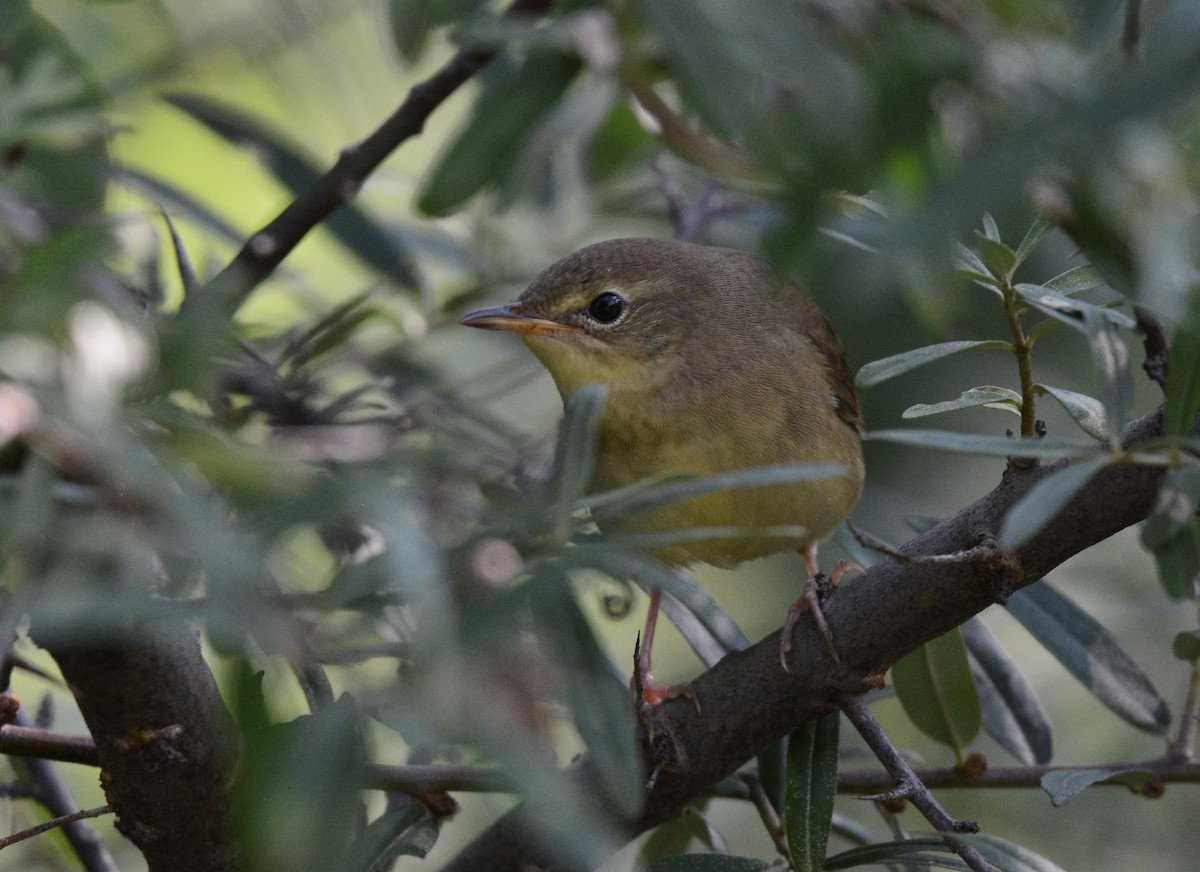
[739,772,791,862]
[848,523,1010,569]
[0,804,113,850]
[838,694,993,872]
[6,723,1200,796]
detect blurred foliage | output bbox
[3,0,1200,871]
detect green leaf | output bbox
[1082,306,1132,446]
[967,832,1070,871]
[551,384,607,534]
[1013,284,1136,332]
[825,838,960,870]
[974,232,1017,281]
[786,713,840,872]
[1012,215,1054,272]
[583,463,850,522]
[646,856,770,872]
[1006,584,1171,735]
[1042,264,1106,296]
[981,212,1001,241]
[952,240,1000,291]
[530,567,643,817]
[856,340,1011,388]
[1040,768,1158,807]
[1164,318,1200,438]
[962,618,1053,765]
[892,628,981,758]
[757,739,786,815]
[342,802,437,871]
[1140,467,1200,600]
[164,94,418,287]
[1036,385,1109,441]
[419,51,581,215]
[865,430,1104,460]
[999,456,1111,552]
[902,387,1022,420]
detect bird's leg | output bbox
[634,588,698,709]
[780,545,861,671]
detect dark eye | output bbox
[587,292,625,324]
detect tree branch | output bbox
[440,406,1179,872]
[37,624,241,872]
[189,0,556,319]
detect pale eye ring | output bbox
[587,292,625,324]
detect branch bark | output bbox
[38,623,240,872]
[441,407,1175,872]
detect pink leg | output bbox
[634,588,697,709]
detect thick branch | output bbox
[441,407,1176,872]
[38,623,240,872]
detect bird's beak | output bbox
[459,302,584,337]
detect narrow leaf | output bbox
[584,463,849,521]
[1164,319,1200,438]
[1013,285,1136,332]
[1082,306,1132,446]
[865,430,1104,460]
[551,384,606,530]
[1006,584,1171,734]
[975,232,1017,281]
[962,618,1053,765]
[892,628,981,758]
[903,387,1021,420]
[160,208,200,297]
[999,456,1110,552]
[825,839,960,870]
[952,240,999,288]
[1140,467,1200,600]
[419,52,581,215]
[1042,264,1106,296]
[967,833,1071,871]
[1036,385,1109,441]
[981,212,1001,241]
[1012,215,1054,272]
[856,340,1011,388]
[530,568,643,817]
[786,713,840,872]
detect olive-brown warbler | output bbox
[462,238,864,702]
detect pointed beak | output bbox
[459,302,585,337]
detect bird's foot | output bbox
[779,559,862,671]
[632,632,700,712]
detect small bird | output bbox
[461,238,864,703]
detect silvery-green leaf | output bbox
[865,430,1104,459]
[903,387,1022,419]
[1037,385,1109,441]
[857,340,1011,388]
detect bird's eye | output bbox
[587,292,626,324]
